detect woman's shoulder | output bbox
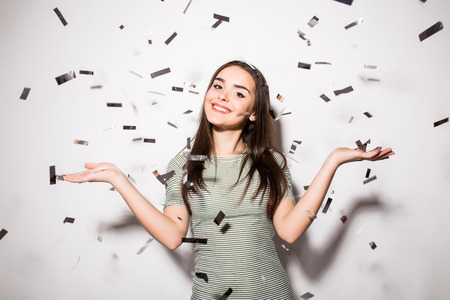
[167,151,189,169]
[267,148,287,168]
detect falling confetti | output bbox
[49,165,56,185]
[434,117,448,127]
[214,211,225,225]
[217,288,233,300]
[150,67,171,79]
[55,71,76,85]
[289,140,302,154]
[73,139,88,146]
[344,17,363,30]
[308,16,319,28]
[153,170,175,185]
[0,229,8,240]
[123,125,136,130]
[19,87,31,100]
[333,86,354,96]
[136,237,154,254]
[106,103,122,107]
[340,215,348,224]
[195,272,209,282]
[365,168,371,178]
[322,197,333,214]
[63,217,75,224]
[419,21,444,42]
[369,241,377,250]
[363,175,377,185]
[79,70,94,75]
[182,237,207,244]
[320,94,331,102]
[301,292,315,299]
[165,32,178,45]
[53,7,68,26]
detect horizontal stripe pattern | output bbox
[166,151,294,299]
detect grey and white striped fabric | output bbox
[165,150,295,300]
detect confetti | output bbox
[211,19,222,29]
[182,165,193,188]
[344,17,363,30]
[97,236,102,242]
[127,174,136,184]
[355,140,366,151]
[340,215,348,224]
[419,21,444,42]
[119,25,124,30]
[301,292,315,299]
[308,16,319,28]
[123,125,136,130]
[365,168,371,178]
[364,112,373,118]
[73,139,88,146]
[0,229,8,240]
[136,237,154,254]
[50,165,56,185]
[298,62,311,70]
[195,272,209,282]
[217,288,233,300]
[63,217,75,224]
[167,121,178,128]
[434,117,448,127]
[79,70,94,75]
[183,0,193,14]
[322,197,333,214]
[20,87,31,100]
[334,0,353,5]
[187,155,207,161]
[129,71,143,78]
[369,241,377,250]
[315,62,331,65]
[297,29,311,46]
[214,211,225,225]
[172,86,184,92]
[183,110,193,114]
[363,175,377,185]
[91,85,102,89]
[53,7,68,26]
[150,67,171,79]
[106,103,122,107]
[148,40,152,44]
[364,65,377,69]
[153,170,175,184]
[55,71,76,85]
[57,175,64,181]
[289,140,302,154]
[165,32,177,45]
[213,13,230,22]
[320,94,331,103]
[221,223,231,234]
[348,116,354,123]
[182,237,207,244]
[276,94,284,102]
[187,137,192,149]
[143,138,156,143]
[333,86,354,96]
[303,185,309,190]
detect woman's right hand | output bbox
[63,163,124,185]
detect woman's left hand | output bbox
[329,146,395,166]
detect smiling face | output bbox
[204,65,257,131]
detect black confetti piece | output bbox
[289,140,302,154]
[364,112,373,118]
[333,0,353,5]
[123,125,136,130]
[195,272,209,282]
[55,71,76,85]
[49,165,56,185]
[119,25,124,30]
[183,0,193,14]
[53,7,68,26]
[91,85,102,89]
[320,94,331,102]
[276,94,284,102]
[150,67,171,79]
[172,86,184,92]
[322,197,332,214]
[344,17,363,30]
[148,40,152,44]
[63,217,75,224]
[153,170,175,184]
[355,140,366,151]
[213,13,230,22]
[165,32,177,45]
[187,137,192,149]
[167,121,178,128]
[182,237,207,244]
[340,215,348,224]
[214,211,225,225]
[144,138,156,143]
[298,62,311,70]
[211,19,222,29]
[419,21,444,42]
[315,62,331,65]
[365,168,371,178]
[301,292,315,299]
[364,65,377,69]
[333,86,354,96]
[183,110,193,114]
[303,185,309,190]
[217,288,233,300]
[220,223,231,234]
[20,87,31,100]
[0,229,8,240]
[363,175,377,185]
[348,116,354,123]
[434,117,448,127]
[107,103,122,107]
[369,241,377,250]
[79,70,94,75]
[127,174,136,184]
[73,139,88,146]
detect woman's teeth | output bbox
[213,104,230,113]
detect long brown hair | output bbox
[181,60,287,220]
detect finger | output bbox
[85,162,100,169]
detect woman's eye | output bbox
[235,92,245,98]
[213,84,222,89]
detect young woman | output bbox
[64,60,394,299]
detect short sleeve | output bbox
[164,152,188,208]
[272,150,295,203]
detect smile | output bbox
[212,104,231,113]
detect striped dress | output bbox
[165,150,295,300]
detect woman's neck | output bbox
[211,128,246,158]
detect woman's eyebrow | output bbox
[215,77,251,95]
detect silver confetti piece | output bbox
[320,94,331,102]
[136,237,154,254]
[308,16,319,28]
[129,71,143,78]
[165,32,177,45]
[187,155,207,161]
[301,292,315,300]
[333,86,354,96]
[344,17,363,30]
[298,62,311,70]
[79,70,94,75]
[183,0,192,14]
[55,71,76,85]
[213,13,230,22]
[322,197,332,214]
[363,175,377,185]
[369,241,377,250]
[172,86,183,92]
[150,67,171,79]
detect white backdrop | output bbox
[1,0,449,299]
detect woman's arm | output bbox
[273,147,394,244]
[63,163,189,250]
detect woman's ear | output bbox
[249,113,256,122]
